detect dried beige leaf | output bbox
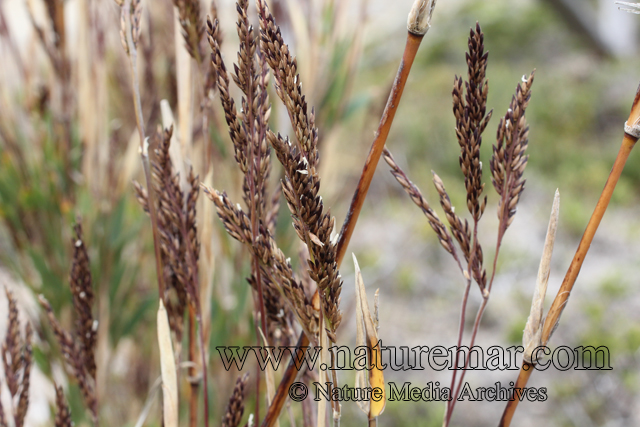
[157,299,178,427]
[523,189,559,363]
[353,254,386,419]
[353,254,369,415]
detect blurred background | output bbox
[1,0,640,426]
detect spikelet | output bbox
[221,373,249,427]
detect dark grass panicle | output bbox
[202,186,320,340]
[54,385,72,427]
[14,324,32,427]
[206,2,293,348]
[432,172,472,258]
[70,224,97,379]
[38,223,98,421]
[453,23,493,222]
[490,71,535,230]
[257,0,319,171]
[381,23,537,424]
[1,289,33,427]
[256,0,343,342]
[221,373,249,427]
[40,296,96,419]
[134,126,203,341]
[174,0,205,62]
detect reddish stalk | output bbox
[444,279,471,421]
[498,361,534,427]
[259,333,310,427]
[445,210,484,421]
[498,363,534,427]
[335,32,424,264]
[446,159,520,424]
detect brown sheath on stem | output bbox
[259,31,425,427]
[498,86,640,427]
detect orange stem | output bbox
[541,132,637,342]
[336,31,424,265]
[498,88,640,426]
[498,363,534,427]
